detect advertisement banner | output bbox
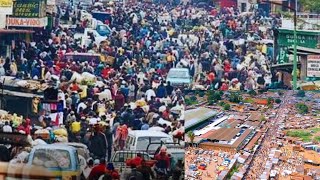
[307,55,320,77]
[0,0,13,14]
[6,17,48,27]
[12,0,46,18]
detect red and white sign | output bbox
[6,17,47,27]
[307,55,320,77]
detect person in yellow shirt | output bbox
[70,119,81,141]
[166,52,175,68]
[71,119,81,134]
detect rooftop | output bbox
[201,128,241,141]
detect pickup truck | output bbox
[74,28,109,47]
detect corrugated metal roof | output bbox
[185,107,216,129]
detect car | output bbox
[166,68,192,88]
[213,158,218,162]
[222,161,229,167]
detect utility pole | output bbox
[292,0,298,90]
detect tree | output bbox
[223,103,231,110]
[296,103,309,114]
[296,90,305,97]
[275,99,282,104]
[187,131,195,146]
[229,92,242,103]
[300,0,320,13]
[267,97,274,105]
[260,115,266,121]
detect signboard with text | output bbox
[0,0,13,14]
[12,0,46,18]
[278,29,319,49]
[6,17,48,27]
[307,55,320,77]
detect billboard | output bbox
[307,55,320,77]
[12,0,46,18]
[0,0,13,14]
[6,17,48,27]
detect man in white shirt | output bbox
[98,88,112,101]
[2,121,12,133]
[145,87,156,101]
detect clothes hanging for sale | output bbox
[41,101,64,113]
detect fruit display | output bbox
[0,113,23,127]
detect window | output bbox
[167,70,188,78]
[136,137,171,151]
[32,149,71,170]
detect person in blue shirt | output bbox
[141,120,149,130]
[31,65,40,79]
[156,82,166,98]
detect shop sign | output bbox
[278,31,319,48]
[0,0,11,7]
[6,17,48,27]
[307,55,320,77]
[12,0,46,18]
[0,0,13,14]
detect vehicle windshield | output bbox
[97,25,110,33]
[168,70,188,78]
[32,149,71,170]
[137,137,171,152]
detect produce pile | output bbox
[0,113,23,127]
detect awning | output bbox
[288,46,320,55]
[0,29,34,34]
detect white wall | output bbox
[0,14,6,29]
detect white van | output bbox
[125,130,174,154]
[166,68,192,88]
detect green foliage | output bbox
[227,165,239,179]
[198,91,205,97]
[190,96,197,102]
[185,97,198,106]
[287,130,312,142]
[207,91,222,102]
[296,90,305,97]
[314,136,320,143]
[300,0,320,13]
[248,90,257,97]
[218,101,226,106]
[223,103,231,110]
[243,98,254,103]
[275,99,282,104]
[187,131,195,144]
[267,97,274,105]
[229,92,243,103]
[296,103,309,114]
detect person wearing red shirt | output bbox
[220,82,229,91]
[70,81,80,92]
[208,72,215,85]
[88,159,107,180]
[101,66,111,79]
[154,149,170,171]
[127,153,143,167]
